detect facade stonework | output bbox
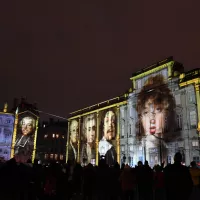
[67,57,200,167]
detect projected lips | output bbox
[150,119,156,134]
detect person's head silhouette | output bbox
[174,152,182,163]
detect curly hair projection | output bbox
[136,74,175,138]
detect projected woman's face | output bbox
[141,99,166,135]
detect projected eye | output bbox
[143,110,148,115]
[156,108,161,113]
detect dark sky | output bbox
[1,0,200,119]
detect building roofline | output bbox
[69,94,128,118]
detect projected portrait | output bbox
[14,116,36,162]
[136,74,174,138]
[81,114,96,165]
[68,119,79,162]
[136,74,175,166]
[98,110,117,166]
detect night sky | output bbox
[1,1,200,119]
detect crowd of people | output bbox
[0,152,200,200]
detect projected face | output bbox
[141,99,166,135]
[70,120,78,143]
[103,111,116,140]
[21,117,35,135]
[136,74,174,137]
[85,116,96,144]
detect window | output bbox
[137,79,142,89]
[175,94,181,105]
[60,154,63,160]
[52,134,55,138]
[190,111,197,128]
[176,114,182,130]
[121,123,125,137]
[167,156,172,164]
[56,134,59,138]
[129,106,134,118]
[188,91,196,103]
[121,109,125,119]
[50,154,53,159]
[192,141,199,147]
[5,119,11,124]
[129,124,132,135]
[121,146,125,152]
[138,146,143,151]
[129,146,133,151]
[55,154,58,160]
[45,154,48,159]
[44,134,48,138]
[193,157,200,163]
[62,135,65,139]
[139,156,143,162]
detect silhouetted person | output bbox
[73,163,83,195]
[120,164,136,200]
[189,161,200,200]
[153,165,165,200]
[109,162,121,200]
[136,160,153,200]
[83,163,96,200]
[164,152,193,200]
[96,159,110,200]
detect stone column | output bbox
[96,112,99,165]
[32,118,39,163]
[116,106,120,163]
[65,120,70,163]
[168,64,172,79]
[195,84,200,137]
[10,113,18,158]
[77,117,81,163]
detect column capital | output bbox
[195,84,200,91]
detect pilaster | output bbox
[96,112,99,165]
[66,120,70,163]
[10,113,18,158]
[32,118,39,163]
[195,84,200,137]
[77,117,81,163]
[116,106,120,163]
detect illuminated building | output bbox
[0,98,39,163]
[67,96,127,166]
[67,57,200,167]
[37,118,67,163]
[121,57,200,167]
[0,103,15,161]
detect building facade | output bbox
[66,96,127,166]
[0,98,39,163]
[37,118,67,163]
[120,58,200,167]
[67,57,200,167]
